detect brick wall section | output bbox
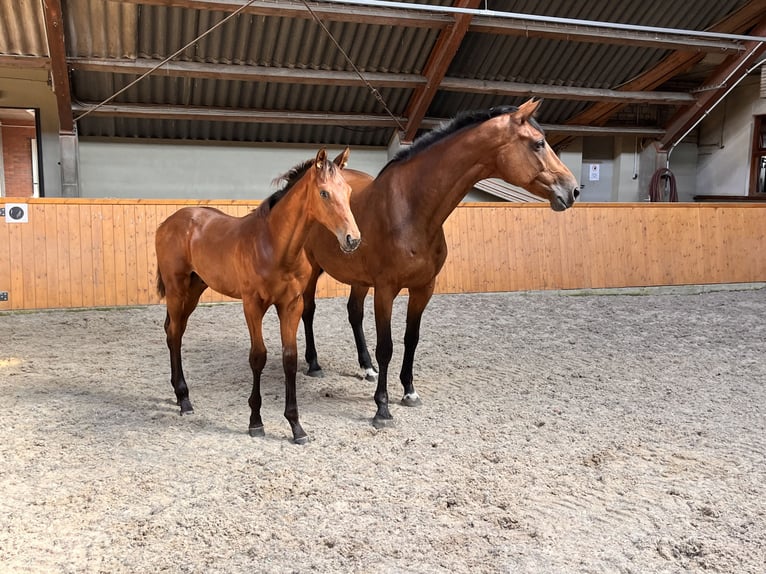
[2,124,36,198]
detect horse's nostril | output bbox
[346,235,360,249]
[573,188,581,200]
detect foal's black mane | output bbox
[380,104,543,174]
[261,155,341,212]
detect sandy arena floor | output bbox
[1,286,765,573]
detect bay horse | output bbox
[301,99,580,428]
[155,148,360,444]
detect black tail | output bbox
[156,267,166,299]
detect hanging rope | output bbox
[649,167,678,202]
[74,0,259,122]
[300,0,406,132]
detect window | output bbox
[750,115,766,195]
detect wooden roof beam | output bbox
[68,57,695,105]
[402,0,481,142]
[72,101,665,136]
[42,0,74,134]
[548,0,766,148]
[660,17,766,150]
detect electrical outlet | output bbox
[0,291,8,302]
[0,207,5,217]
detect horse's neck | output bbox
[389,126,498,233]
[263,182,313,263]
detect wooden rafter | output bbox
[548,0,766,148]
[42,0,74,134]
[402,0,482,142]
[69,101,665,136]
[660,17,766,150]
[67,57,694,105]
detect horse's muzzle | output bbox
[552,187,580,212]
[342,234,362,253]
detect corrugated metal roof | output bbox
[0,0,758,147]
[0,0,48,56]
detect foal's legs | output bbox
[371,286,398,428]
[399,282,434,407]
[242,297,268,438]
[302,265,324,377]
[347,284,377,381]
[277,298,308,444]
[163,273,207,415]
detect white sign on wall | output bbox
[589,163,600,181]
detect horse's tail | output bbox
[156,267,166,299]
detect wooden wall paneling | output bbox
[53,204,71,307]
[132,203,148,305]
[6,220,23,310]
[65,202,84,308]
[122,204,137,306]
[140,203,157,305]
[18,205,37,310]
[608,206,635,287]
[0,212,12,311]
[439,212,460,293]
[88,204,106,307]
[741,207,766,281]
[486,206,507,292]
[78,204,95,308]
[101,204,118,306]
[41,203,60,307]
[559,207,587,289]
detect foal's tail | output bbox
[156,267,166,299]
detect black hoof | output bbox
[306,368,324,378]
[249,425,265,438]
[178,398,194,415]
[293,435,309,445]
[372,415,395,429]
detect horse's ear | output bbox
[333,146,350,169]
[315,148,328,171]
[515,99,542,124]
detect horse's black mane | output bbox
[262,158,314,210]
[380,105,543,174]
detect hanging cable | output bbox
[649,167,678,202]
[74,0,259,122]
[301,0,405,132]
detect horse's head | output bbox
[496,99,580,211]
[310,147,361,253]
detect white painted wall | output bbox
[696,76,766,196]
[78,141,388,199]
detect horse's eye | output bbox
[535,139,545,151]
[320,190,330,199]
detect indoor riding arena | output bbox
[2,2,766,573]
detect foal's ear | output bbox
[515,98,542,124]
[333,146,351,169]
[315,147,328,171]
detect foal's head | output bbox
[306,147,361,253]
[494,99,580,211]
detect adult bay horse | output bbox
[155,148,360,444]
[301,99,580,428]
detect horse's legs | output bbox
[399,282,435,407]
[372,286,397,428]
[277,298,308,444]
[162,273,207,415]
[242,297,268,438]
[302,265,324,377]
[347,284,377,381]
